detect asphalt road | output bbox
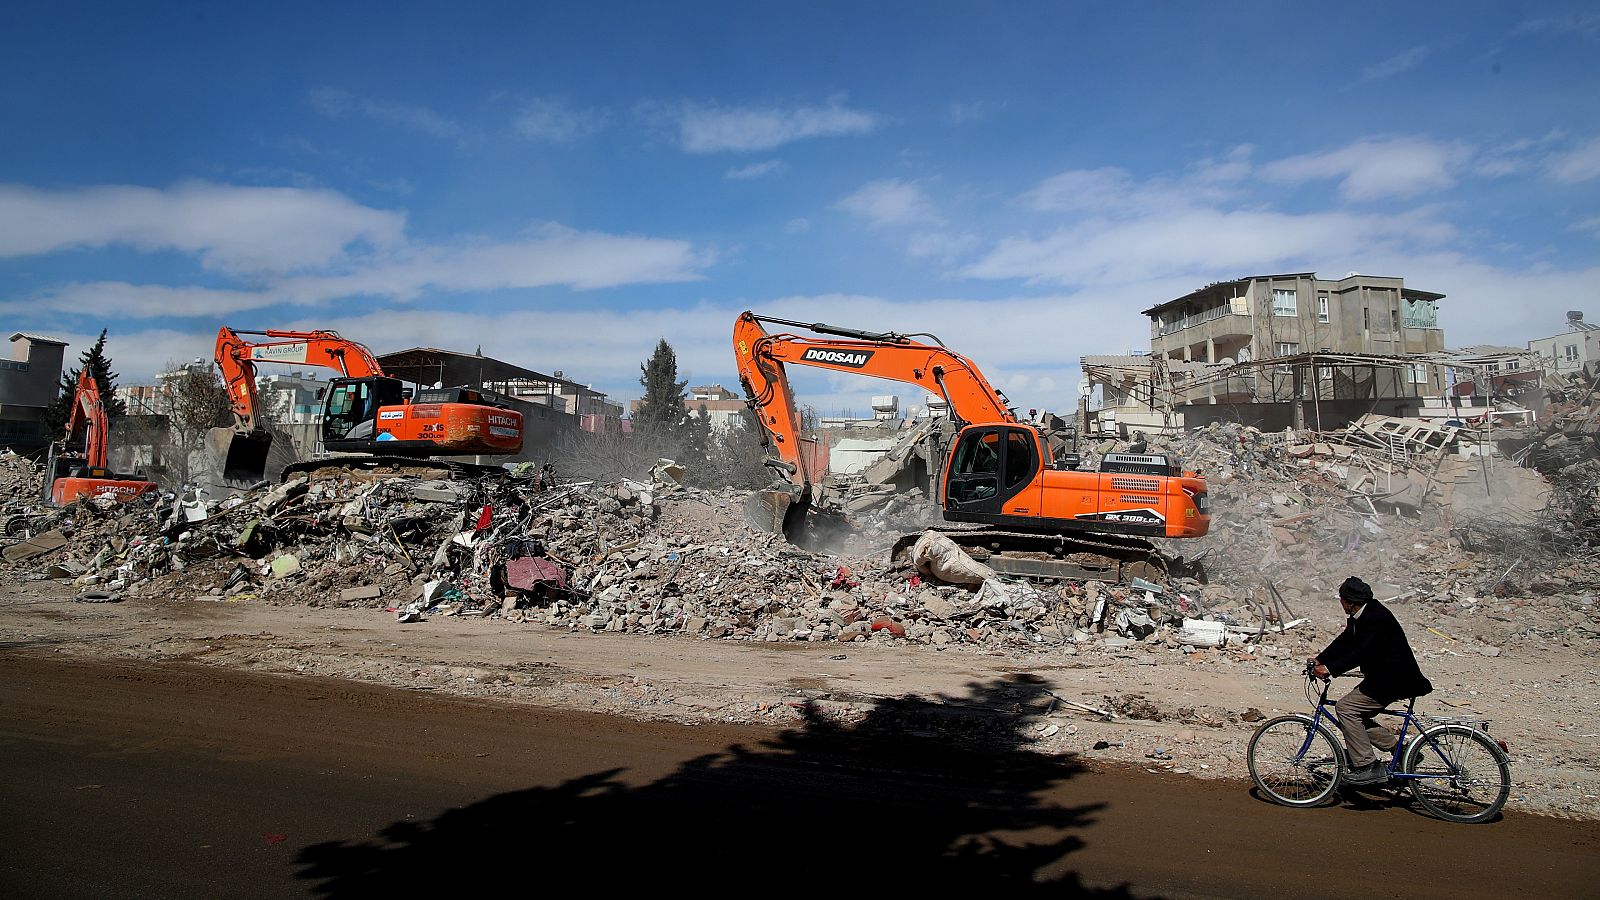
[1,653,1595,899]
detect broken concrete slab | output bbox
[3,530,68,563]
[340,584,382,603]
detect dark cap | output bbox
[1339,576,1373,604]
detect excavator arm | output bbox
[215,327,384,433]
[210,327,388,484]
[47,368,157,505]
[734,311,1014,485]
[733,311,1018,534]
[62,368,109,470]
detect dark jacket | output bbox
[1317,600,1432,703]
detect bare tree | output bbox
[120,363,231,488]
[549,426,684,483]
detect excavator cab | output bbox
[944,425,1039,516]
[321,376,405,444]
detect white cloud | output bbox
[724,160,787,181]
[964,206,1454,287]
[259,292,1153,413]
[836,179,938,227]
[511,97,610,144]
[784,217,810,234]
[55,255,1600,416]
[0,181,406,274]
[1360,45,1431,82]
[947,100,1000,124]
[907,231,978,260]
[1259,138,1463,200]
[1027,148,1251,216]
[4,225,711,321]
[1546,136,1600,183]
[311,88,465,141]
[1570,215,1600,238]
[674,98,879,153]
[1511,14,1600,39]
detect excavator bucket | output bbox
[744,483,811,540]
[206,426,272,486]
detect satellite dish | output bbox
[1077,379,1092,398]
[1219,357,1236,366]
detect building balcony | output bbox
[1156,307,1251,338]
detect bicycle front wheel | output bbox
[1248,715,1342,807]
[1403,724,1510,824]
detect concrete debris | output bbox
[0,407,1594,661]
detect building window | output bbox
[1272,289,1297,317]
[1392,310,1399,332]
[1505,359,1519,371]
[1409,364,1428,384]
[1317,295,1329,323]
[1275,342,1299,374]
[1566,344,1580,363]
[1363,308,1370,331]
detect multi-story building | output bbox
[1528,311,1600,376]
[1144,271,1446,410]
[1083,273,1451,433]
[1146,272,1445,367]
[0,332,68,450]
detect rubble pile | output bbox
[6,412,1595,660]
[0,463,1206,651]
[0,450,42,503]
[1166,420,1599,655]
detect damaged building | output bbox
[1085,273,1451,434]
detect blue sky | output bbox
[2,1,1597,414]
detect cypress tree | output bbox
[42,329,126,436]
[634,339,688,435]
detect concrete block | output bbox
[340,584,383,603]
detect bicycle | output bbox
[1246,666,1511,823]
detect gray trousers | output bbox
[1335,687,1399,768]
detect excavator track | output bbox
[891,525,1199,585]
[280,455,508,483]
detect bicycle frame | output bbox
[1299,677,1464,783]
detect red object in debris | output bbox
[908,575,921,588]
[829,565,858,590]
[505,556,568,591]
[262,833,287,846]
[475,504,493,531]
[870,616,906,637]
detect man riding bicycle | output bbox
[1308,576,1433,785]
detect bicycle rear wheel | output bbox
[1248,715,1342,807]
[1403,724,1510,824]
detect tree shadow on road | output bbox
[293,678,1149,896]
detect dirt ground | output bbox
[3,572,1596,821]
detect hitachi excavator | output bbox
[45,368,158,505]
[733,312,1210,581]
[210,327,525,484]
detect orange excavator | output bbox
[210,327,525,484]
[45,368,158,505]
[733,312,1210,581]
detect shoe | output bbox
[1345,761,1390,785]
